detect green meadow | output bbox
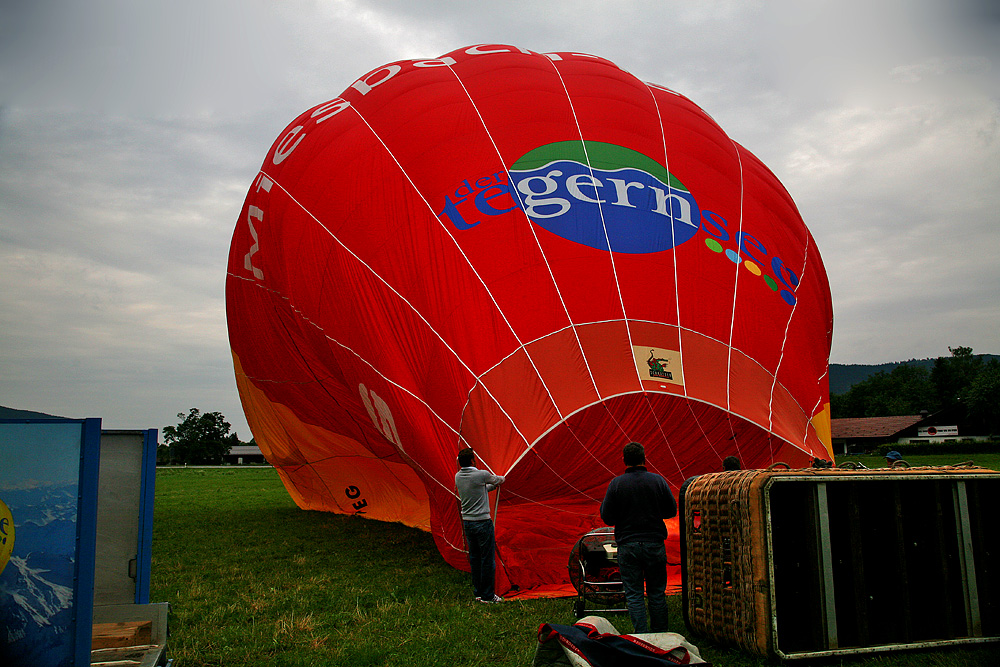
[151,458,1000,666]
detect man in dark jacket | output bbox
[600,441,677,633]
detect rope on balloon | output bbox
[491,485,518,592]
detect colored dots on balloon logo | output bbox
[703,234,792,302]
[438,139,799,307]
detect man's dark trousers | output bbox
[463,519,496,600]
[617,541,668,633]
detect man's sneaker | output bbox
[478,594,503,603]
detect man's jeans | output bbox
[617,541,669,633]
[463,519,496,599]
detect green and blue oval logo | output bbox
[434,140,801,305]
[509,141,700,254]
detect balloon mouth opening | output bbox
[506,390,809,490]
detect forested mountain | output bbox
[830,355,999,395]
[829,349,1000,433]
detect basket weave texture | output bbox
[681,464,996,657]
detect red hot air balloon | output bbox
[226,45,834,596]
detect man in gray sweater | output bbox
[455,447,505,603]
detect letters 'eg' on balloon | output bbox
[226,45,834,596]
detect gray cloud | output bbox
[2,0,998,439]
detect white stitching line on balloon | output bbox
[233,263,818,471]
[228,190,512,502]
[644,82,722,469]
[442,62,625,478]
[252,157,603,506]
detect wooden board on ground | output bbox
[92,620,153,650]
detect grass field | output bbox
[835,452,1000,471]
[151,455,1000,666]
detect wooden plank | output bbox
[954,481,982,636]
[815,483,839,650]
[90,644,159,664]
[91,620,152,650]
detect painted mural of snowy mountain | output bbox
[2,485,77,556]
[0,483,79,667]
[5,555,74,625]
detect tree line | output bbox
[831,346,1000,435]
[159,407,245,465]
[159,347,999,463]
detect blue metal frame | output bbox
[75,418,102,667]
[134,428,158,604]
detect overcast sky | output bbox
[1,0,997,440]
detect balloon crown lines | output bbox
[263,45,803,307]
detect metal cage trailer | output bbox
[568,526,630,618]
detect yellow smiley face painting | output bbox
[0,497,14,576]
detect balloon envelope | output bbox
[226,45,834,595]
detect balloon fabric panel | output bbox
[226,45,834,597]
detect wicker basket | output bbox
[679,464,1000,659]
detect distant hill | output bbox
[829,354,1000,395]
[0,405,67,420]
[5,356,998,420]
